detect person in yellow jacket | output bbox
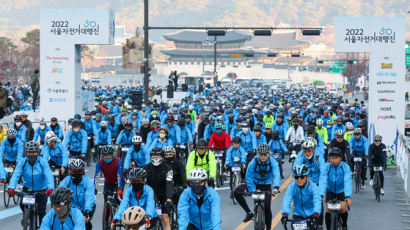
[315,119,328,144]
[0,124,6,143]
[186,138,216,187]
[344,122,355,142]
[263,111,275,126]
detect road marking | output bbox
[214,187,230,191]
[235,175,293,230]
[0,200,50,220]
[271,203,293,229]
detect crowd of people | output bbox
[0,83,387,230]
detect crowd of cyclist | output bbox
[0,85,387,230]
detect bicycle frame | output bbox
[283,218,314,230]
[252,191,267,230]
[373,166,383,202]
[327,199,343,230]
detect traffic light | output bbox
[318,60,327,64]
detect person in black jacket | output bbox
[143,147,174,230]
[368,134,387,195]
[139,119,151,144]
[328,129,351,164]
[163,146,187,205]
[197,117,209,140]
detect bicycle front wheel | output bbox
[22,208,30,230]
[3,183,10,208]
[254,205,265,230]
[102,202,114,230]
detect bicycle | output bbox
[282,217,316,230]
[252,190,267,230]
[119,145,130,167]
[3,163,19,207]
[214,150,225,188]
[327,199,343,230]
[167,201,178,230]
[372,165,383,202]
[352,153,363,194]
[102,190,121,230]
[94,145,102,162]
[229,160,243,205]
[50,164,61,188]
[176,145,188,167]
[21,190,44,230]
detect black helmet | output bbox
[357,120,365,127]
[306,125,316,135]
[50,187,73,206]
[100,145,115,155]
[150,147,164,157]
[128,168,147,180]
[25,141,39,152]
[197,138,208,147]
[232,136,241,143]
[71,120,82,127]
[329,147,342,157]
[14,115,22,121]
[277,113,284,118]
[253,125,262,132]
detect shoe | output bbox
[243,212,254,222]
[369,179,374,186]
[361,184,365,189]
[381,188,385,195]
[342,226,348,230]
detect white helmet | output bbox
[132,135,143,143]
[100,121,108,127]
[316,119,323,126]
[188,105,194,110]
[345,122,354,130]
[121,206,146,226]
[44,131,57,143]
[188,168,208,181]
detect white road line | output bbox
[214,187,230,191]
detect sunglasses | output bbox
[295,175,306,180]
[258,153,269,157]
[198,147,207,150]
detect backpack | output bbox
[254,158,272,178]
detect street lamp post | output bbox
[213,36,217,85]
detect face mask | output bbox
[15,122,22,127]
[242,128,249,133]
[132,183,144,193]
[71,174,83,185]
[104,158,113,164]
[92,116,96,120]
[216,130,222,135]
[73,128,80,132]
[166,158,175,164]
[28,155,38,165]
[134,144,141,152]
[40,125,45,130]
[159,133,166,139]
[152,158,163,166]
[153,114,157,118]
[55,205,70,223]
[191,184,206,196]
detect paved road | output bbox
[0,155,408,229]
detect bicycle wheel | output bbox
[330,212,337,230]
[254,205,265,230]
[3,183,10,208]
[22,208,30,230]
[231,174,237,205]
[355,164,360,193]
[93,148,99,162]
[374,174,380,202]
[102,202,113,230]
[216,162,221,188]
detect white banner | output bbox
[40,9,114,121]
[335,17,406,148]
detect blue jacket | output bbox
[82,118,97,136]
[349,135,369,156]
[294,151,326,186]
[236,131,257,152]
[225,121,235,136]
[230,127,241,139]
[204,123,216,140]
[148,138,173,152]
[124,145,150,169]
[165,124,182,145]
[107,122,118,138]
[321,162,352,198]
[40,207,86,230]
[256,134,267,145]
[59,176,95,212]
[50,124,64,140]
[178,187,221,230]
[246,156,280,192]
[330,124,345,140]
[273,122,289,139]
[282,180,322,217]
[34,126,52,143]
[115,130,136,147]
[9,157,54,191]
[180,126,193,145]
[225,146,247,166]
[41,141,69,167]
[95,128,112,145]
[114,185,157,220]
[268,139,288,154]
[305,133,325,157]
[12,125,27,144]
[186,121,196,136]
[64,129,88,154]
[0,138,24,162]
[146,130,159,147]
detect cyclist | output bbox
[143,147,174,230]
[120,206,146,230]
[225,114,235,135]
[357,120,368,138]
[178,168,221,230]
[329,130,350,163]
[344,122,355,142]
[49,117,64,140]
[0,128,24,165]
[124,135,150,170]
[164,146,187,204]
[178,117,194,155]
[268,130,288,179]
[349,128,369,189]
[315,118,328,146]
[59,159,96,230]
[273,113,288,141]
[286,118,304,159]
[111,168,157,229]
[42,131,69,181]
[322,147,352,230]
[33,119,52,145]
[148,127,173,151]
[64,120,88,158]
[164,115,182,147]
[116,121,136,148]
[94,145,124,203]
[146,120,161,147]
[281,164,321,229]
[264,123,273,143]
[305,125,325,157]
[254,125,267,145]
[234,144,280,230]
[94,121,112,159]
[40,187,85,229]
[21,113,34,142]
[236,122,257,162]
[82,111,97,152]
[12,115,27,144]
[330,116,345,141]
[208,122,232,152]
[186,138,217,187]
[230,117,242,139]
[8,141,54,225]
[204,116,217,141]
[139,118,151,143]
[368,134,387,195]
[107,115,118,140]
[225,136,247,197]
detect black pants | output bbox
[20,188,47,225]
[103,183,119,204]
[370,166,384,188]
[234,183,272,229]
[32,90,38,111]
